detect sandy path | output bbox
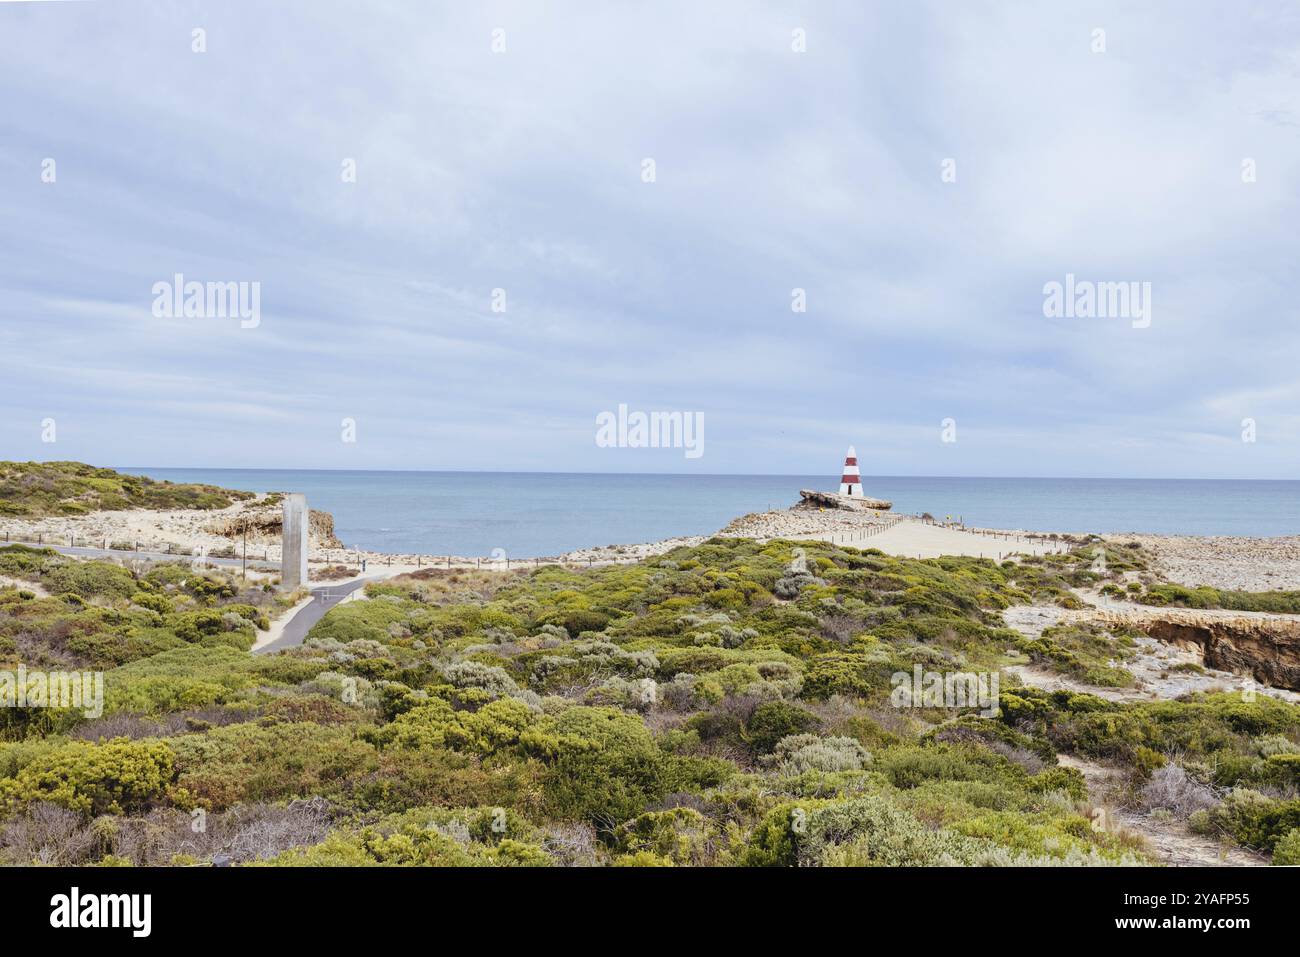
[0,575,49,596]
[784,518,1066,560]
[1004,596,1282,865]
[1056,754,1265,867]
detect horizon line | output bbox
[115,465,1300,483]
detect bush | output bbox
[4,532,1293,866]
[801,651,883,700]
[170,722,378,811]
[875,743,1023,791]
[524,706,669,827]
[0,738,174,816]
[0,462,251,516]
[0,545,60,576]
[1140,583,1300,615]
[740,796,1050,867]
[1138,764,1220,820]
[551,610,611,638]
[374,698,535,755]
[769,735,872,775]
[613,808,710,864]
[441,660,520,700]
[1014,623,1135,688]
[306,599,415,645]
[746,701,820,753]
[1272,828,1300,866]
[1208,789,1300,851]
[260,818,551,867]
[44,562,138,601]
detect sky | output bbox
[1,0,1298,478]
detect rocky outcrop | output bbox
[796,489,892,512]
[1144,618,1300,692]
[1093,609,1300,691]
[205,503,343,549]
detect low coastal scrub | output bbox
[1135,582,1300,614]
[0,461,253,517]
[0,546,293,738]
[1011,540,1149,603]
[1014,622,1138,687]
[1002,684,1300,851]
[1,536,1297,865]
[1000,685,1300,782]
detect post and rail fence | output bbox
[2,516,1074,575]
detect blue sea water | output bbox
[119,470,1300,558]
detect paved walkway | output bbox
[254,577,375,655]
[2,542,389,656]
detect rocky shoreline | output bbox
[1104,533,1300,592]
[3,497,1299,588]
[0,496,341,558]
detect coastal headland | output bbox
[4,461,1300,869]
[3,464,1297,589]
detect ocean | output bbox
[120,470,1300,558]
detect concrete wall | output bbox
[281,493,309,590]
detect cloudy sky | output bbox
[1,1,1297,477]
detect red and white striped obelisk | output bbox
[839,446,863,497]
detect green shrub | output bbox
[0,738,174,816]
[130,591,175,615]
[3,531,1289,866]
[613,808,710,864]
[1014,623,1135,688]
[44,562,137,601]
[1272,828,1300,866]
[306,600,414,645]
[770,734,872,774]
[260,817,551,867]
[374,697,535,755]
[522,706,671,826]
[548,609,611,637]
[1140,584,1300,615]
[0,462,251,516]
[746,701,820,752]
[170,721,378,811]
[0,544,60,576]
[1209,790,1300,851]
[739,795,1064,867]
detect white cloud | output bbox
[0,1,1297,477]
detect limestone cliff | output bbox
[204,501,343,549]
[1093,609,1300,691]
